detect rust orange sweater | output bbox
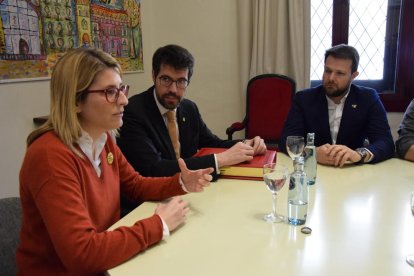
[17,131,185,275]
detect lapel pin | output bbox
[107,152,114,165]
[183,117,186,122]
[352,104,357,108]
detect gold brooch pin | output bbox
[352,104,357,108]
[107,152,114,165]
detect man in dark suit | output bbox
[118,44,266,185]
[279,44,394,167]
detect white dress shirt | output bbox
[326,91,349,145]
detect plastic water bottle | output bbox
[288,156,308,225]
[304,133,317,185]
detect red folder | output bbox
[194,148,277,181]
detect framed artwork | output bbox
[0,0,143,83]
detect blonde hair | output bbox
[27,47,122,153]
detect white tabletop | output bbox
[108,153,414,276]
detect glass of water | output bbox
[286,136,305,160]
[263,163,289,223]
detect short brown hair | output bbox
[325,44,359,73]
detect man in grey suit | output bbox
[396,99,414,161]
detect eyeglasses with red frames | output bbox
[83,84,129,103]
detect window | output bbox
[311,0,414,111]
[348,1,389,81]
[310,1,332,81]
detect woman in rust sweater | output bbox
[16,47,213,275]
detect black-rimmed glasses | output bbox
[158,76,189,89]
[83,84,129,103]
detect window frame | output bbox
[314,0,414,112]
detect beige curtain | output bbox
[238,0,311,93]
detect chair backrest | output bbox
[0,197,22,276]
[245,74,295,144]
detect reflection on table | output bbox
[108,153,414,275]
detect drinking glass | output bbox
[286,136,305,160]
[263,163,289,223]
[406,192,414,267]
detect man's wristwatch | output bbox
[355,148,369,164]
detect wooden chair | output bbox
[226,74,296,149]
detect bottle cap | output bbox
[306,133,315,144]
[301,226,312,234]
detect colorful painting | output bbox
[0,0,143,83]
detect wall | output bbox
[147,0,243,137]
[388,112,404,140]
[0,0,243,198]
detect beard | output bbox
[323,80,351,98]
[156,91,182,110]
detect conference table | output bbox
[108,153,414,275]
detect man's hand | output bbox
[316,144,361,167]
[404,144,414,161]
[244,136,267,155]
[216,142,254,167]
[155,196,189,231]
[316,144,334,165]
[179,158,213,192]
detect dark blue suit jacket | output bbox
[279,84,395,163]
[118,86,238,178]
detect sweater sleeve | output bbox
[30,156,169,273]
[115,143,186,201]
